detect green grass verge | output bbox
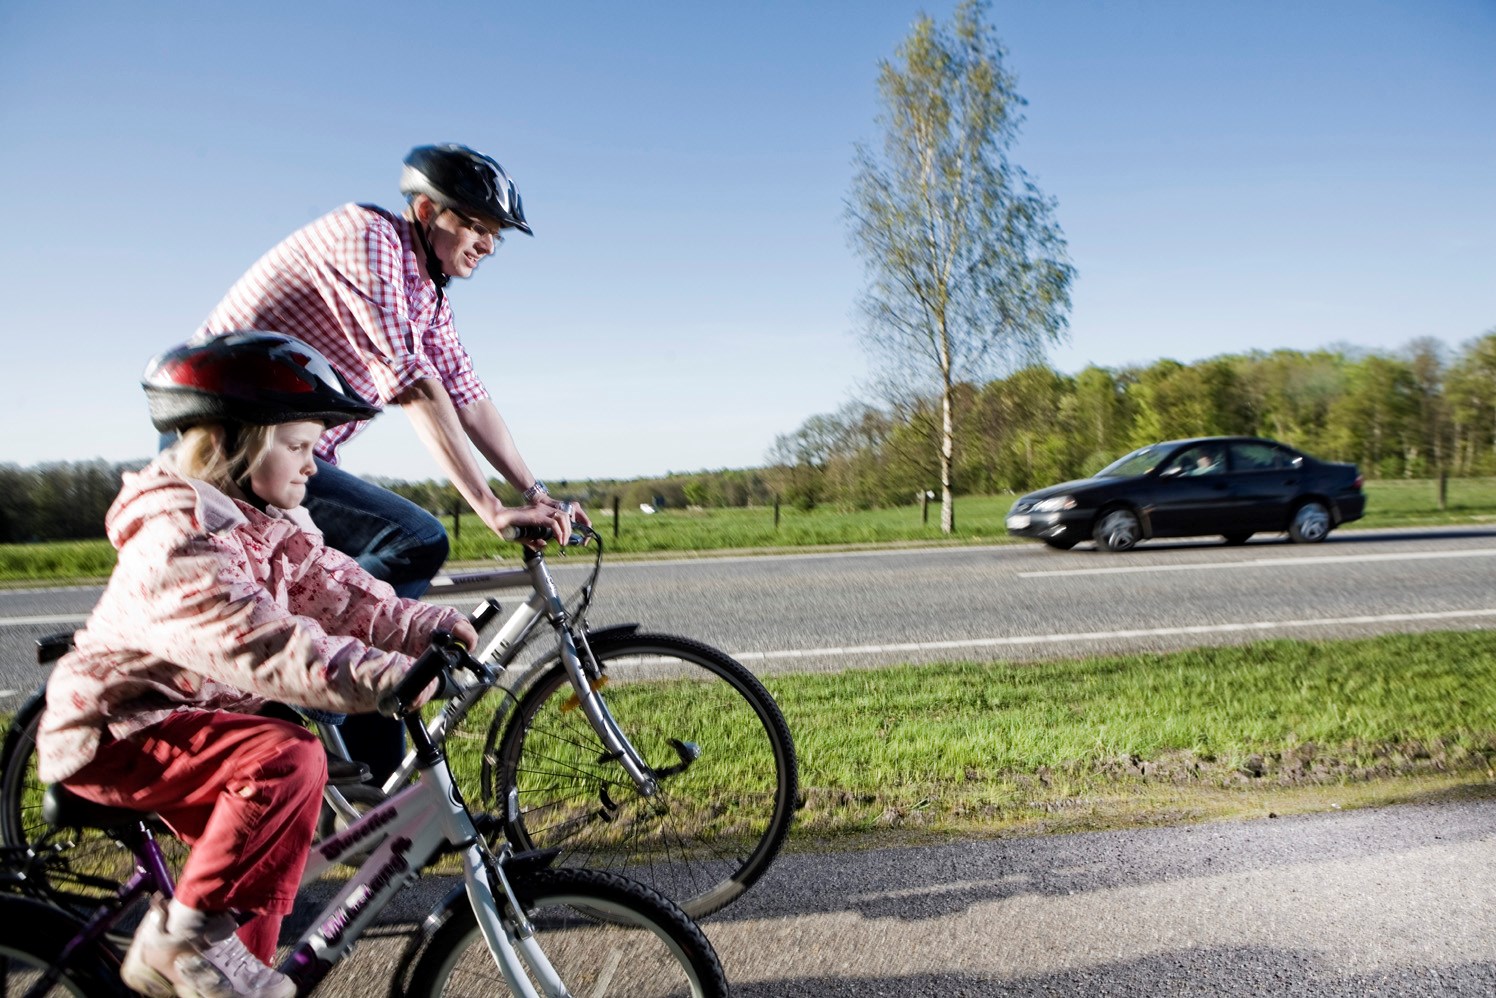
[5,477,1496,584]
[771,630,1496,842]
[437,630,1496,845]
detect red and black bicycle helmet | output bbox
[143,331,379,433]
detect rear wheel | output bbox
[405,867,728,998]
[1093,508,1141,552]
[482,633,797,919]
[1288,501,1331,543]
[0,894,127,996]
[2,686,188,920]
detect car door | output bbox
[1148,443,1232,536]
[1226,441,1300,531]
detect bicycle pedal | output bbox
[560,675,609,713]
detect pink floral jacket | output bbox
[37,459,464,783]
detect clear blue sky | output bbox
[2,0,1492,482]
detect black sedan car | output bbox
[1005,436,1366,552]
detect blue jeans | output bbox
[301,459,450,780]
[302,458,449,600]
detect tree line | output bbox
[765,333,1496,512]
[2,335,1490,543]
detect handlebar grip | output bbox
[501,524,554,541]
[501,524,595,547]
[378,631,460,717]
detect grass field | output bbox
[4,476,1495,584]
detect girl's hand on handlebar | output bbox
[450,617,479,651]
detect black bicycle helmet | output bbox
[143,331,379,433]
[400,143,531,235]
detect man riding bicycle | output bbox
[196,143,587,779]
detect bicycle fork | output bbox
[463,844,569,998]
[525,559,662,799]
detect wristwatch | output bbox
[523,481,549,503]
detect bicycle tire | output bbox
[481,632,797,919]
[0,686,48,848]
[0,894,127,996]
[404,866,728,998]
[1,685,188,919]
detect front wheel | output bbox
[481,633,797,919]
[405,867,728,998]
[1093,508,1141,552]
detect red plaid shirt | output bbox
[197,204,490,463]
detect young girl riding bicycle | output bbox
[35,332,482,998]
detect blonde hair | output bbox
[168,423,277,494]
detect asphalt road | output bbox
[4,524,1494,701]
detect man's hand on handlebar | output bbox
[493,498,584,550]
[533,492,592,530]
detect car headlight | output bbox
[1031,495,1076,512]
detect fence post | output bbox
[452,502,460,543]
[921,490,929,525]
[612,495,620,538]
[773,495,781,530]
[1439,469,1448,511]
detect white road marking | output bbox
[730,608,1496,662]
[1019,547,1496,578]
[0,614,88,629]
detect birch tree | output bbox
[847,0,1073,531]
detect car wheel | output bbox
[1093,508,1141,552]
[1288,501,1331,543]
[1222,532,1252,546]
[1042,537,1079,551]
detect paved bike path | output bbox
[306,791,1495,996]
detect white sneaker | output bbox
[121,897,295,998]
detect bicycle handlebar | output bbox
[500,522,595,545]
[378,631,492,718]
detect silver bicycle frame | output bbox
[286,746,567,998]
[324,553,659,805]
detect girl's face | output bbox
[250,421,322,509]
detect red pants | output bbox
[64,710,326,962]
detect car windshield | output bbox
[1095,446,1166,478]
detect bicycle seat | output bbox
[40,784,161,835]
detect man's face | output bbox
[427,205,505,279]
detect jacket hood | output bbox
[105,458,318,550]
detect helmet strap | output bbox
[219,423,268,511]
[411,209,450,308]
